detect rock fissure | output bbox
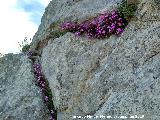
[1,0,160,120]
[28,51,57,120]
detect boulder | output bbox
[0,54,50,120]
[30,0,122,51]
[40,0,160,119]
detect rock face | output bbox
[39,0,160,120]
[30,0,122,50]
[1,0,160,120]
[41,21,160,119]
[0,54,50,120]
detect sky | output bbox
[0,0,51,55]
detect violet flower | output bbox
[116,28,123,34]
[74,31,80,37]
[44,96,49,102]
[59,9,126,39]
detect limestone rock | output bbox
[0,54,50,120]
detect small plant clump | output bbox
[59,10,127,39]
[59,0,138,39]
[18,37,31,53]
[117,0,138,21]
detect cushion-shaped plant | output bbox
[59,0,138,39]
[117,0,138,21]
[59,10,126,39]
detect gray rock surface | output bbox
[1,0,160,120]
[0,54,50,120]
[40,0,160,120]
[30,0,122,51]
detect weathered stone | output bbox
[1,0,160,120]
[136,0,160,21]
[40,1,160,119]
[30,0,122,51]
[0,54,50,120]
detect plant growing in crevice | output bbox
[32,62,57,120]
[25,52,57,120]
[59,0,138,39]
[59,10,126,39]
[117,0,138,22]
[18,37,31,53]
[47,20,68,39]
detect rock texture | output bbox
[30,0,122,51]
[1,0,160,120]
[0,54,50,120]
[39,0,160,120]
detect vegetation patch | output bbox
[18,37,31,53]
[58,0,138,39]
[32,62,57,120]
[117,0,138,22]
[26,52,57,120]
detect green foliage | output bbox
[117,0,138,21]
[48,30,67,39]
[18,37,31,53]
[47,20,67,39]
[21,44,30,53]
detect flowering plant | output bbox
[32,63,56,120]
[59,10,127,39]
[59,0,138,39]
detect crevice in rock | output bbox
[144,51,160,63]
[27,51,57,120]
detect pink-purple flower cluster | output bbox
[32,62,56,120]
[59,10,127,39]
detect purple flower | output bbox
[102,30,106,34]
[41,83,45,87]
[116,28,123,34]
[74,32,80,37]
[98,30,101,33]
[117,22,122,26]
[37,76,41,81]
[118,18,122,21]
[109,29,112,33]
[49,116,54,120]
[99,15,105,21]
[44,96,48,102]
[109,17,112,21]
[111,23,116,29]
[91,19,98,25]
[111,10,116,15]
[51,110,54,114]
[58,9,126,39]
